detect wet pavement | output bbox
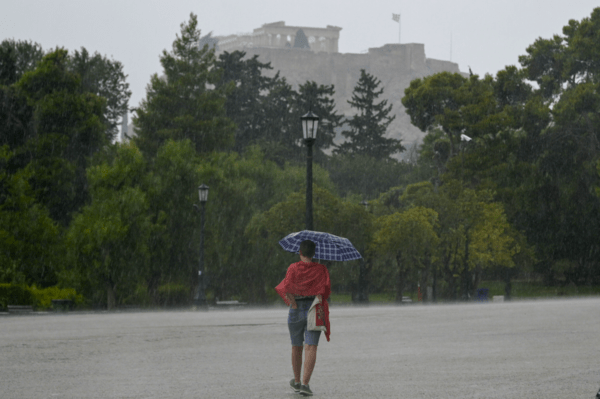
[1,298,599,398]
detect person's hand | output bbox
[287,293,297,309]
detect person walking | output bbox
[275,240,331,396]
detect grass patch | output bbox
[369,292,397,302]
[329,293,352,303]
[480,281,600,298]
[330,282,600,305]
[329,292,412,303]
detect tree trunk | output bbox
[356,257,369,303]
[420,255,431,303]
[147,272,161,306]
[395,252,406,304]
[106,279,116,310]
[461,234,471,301]
[472,266,482,298]
[432,266,438,303]
[504,267,512,301]
[448,268,458,301]
[257,275,267,304]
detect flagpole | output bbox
[392,13,401,44]
[450,31,453,61]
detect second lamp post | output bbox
[301,111,319,231]
[196,184,209,308]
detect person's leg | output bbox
[288,305,306,384]
[292,345,303,383]
[302,344,318,385]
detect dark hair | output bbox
[299,240,316,258]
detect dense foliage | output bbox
[2,9,600,308]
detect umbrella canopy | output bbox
[279,230,362,261]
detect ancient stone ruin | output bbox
[212,22,464,153]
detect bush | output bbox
[0,284,35,309]
[29,286,85,310]
[0,284,85,310]
[265,287,280,303]
[122,283,153,307]
[157,283,191,307]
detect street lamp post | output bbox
[196,184,209,308]
[459,133,472,301]
[301,111,319,231]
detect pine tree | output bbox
[292,81,343,163]
[215,50,277,152]
[134,13,235,157]
[335,69,404,159]
[293,29,310,49]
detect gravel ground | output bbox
[1,298,599,398]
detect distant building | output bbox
[119,111,137,144]
[212,22,464,149]
[119,111,129,142]
[213,21,341,54]
[198,32,219,51]
[128,23,464,150]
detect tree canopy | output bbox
[133,13,235,157]
[5,9,600,309]
[336,69,404,159]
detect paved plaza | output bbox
[1,298,599,398]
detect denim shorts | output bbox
[288,300,321,346]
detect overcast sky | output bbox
[1,1,599,111]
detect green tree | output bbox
[402,71,507,161]
[0,45,18,86]
[0,146,62,286]
[14,49,107,225]
[199,149,338,303]
[254,76,297,165]
[0,84,35,149]
[293,29,310,49]
[373,180,523,301]
[252,79,344,166]
[514,7,600,284]
[143,139,201,300]
[371,206,438,302]
[293,81,343,163]
[327,154,413,199]
[246,185,372,300]
[336,69,403,159]
[65,143,153,309]
[215,50,277,153]
[0,39,44,85]
[69,47,131,141]
[0,39,130,141]
[134,13,235,157]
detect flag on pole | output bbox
[392,13,401,43]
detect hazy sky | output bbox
[2,1,599,111]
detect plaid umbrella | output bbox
[279,230,362,261]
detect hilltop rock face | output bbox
[214,23,464,153]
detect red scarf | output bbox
[275,261,331,341]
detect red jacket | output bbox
[275,261,331,341]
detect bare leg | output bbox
[292,346,303,383]
[302,344,318,385]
